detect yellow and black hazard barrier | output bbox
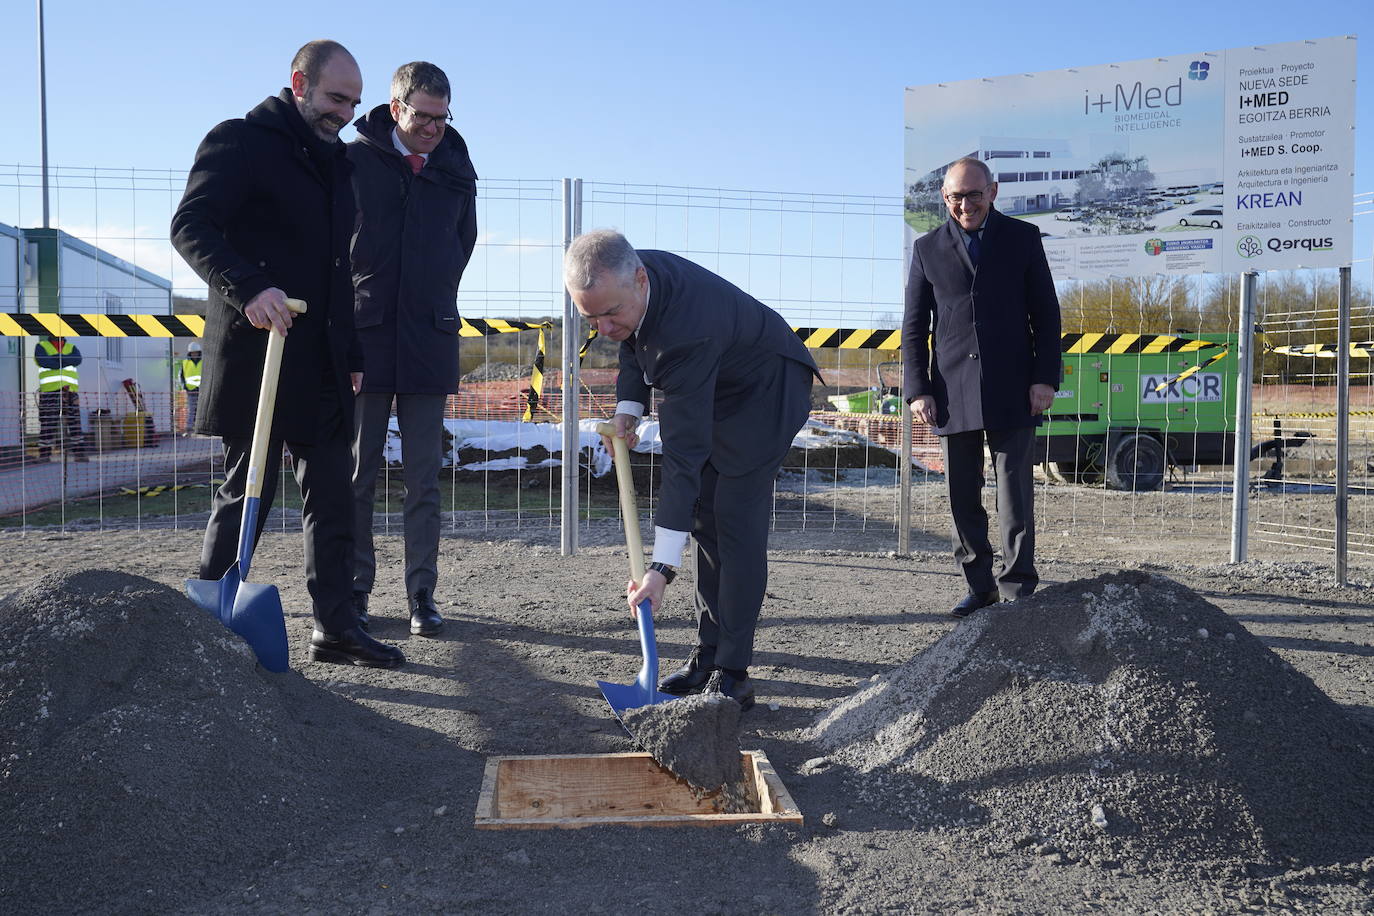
[1268,341,1373,359]
[792,327,903,350]
[118,482,212,498]
[1152,347,1232,393]
[459,317,550,339]
[788,328,1234,355]
[1,311,560,421]
[1,313,550,340]
[523,328,604,421]
[0,312,205,338]
[1254,409,1374,419]
[1060,332,1225,355]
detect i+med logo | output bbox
[1188,61,1210,81]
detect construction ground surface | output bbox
[1,494,1372,915]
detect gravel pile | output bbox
[807,570,1374,880]
[0,570,399,914]
[461,361,531,382]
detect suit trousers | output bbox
[941,425,1038,599]
[689,358,811,671]
[199,383,355,634]
[352,392,446,597]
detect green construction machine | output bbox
[1037,331,1306,491]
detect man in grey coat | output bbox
[902,157,1061,618]
[348,61,478,636]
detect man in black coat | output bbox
[902,157,1062,618]
[565,230,818,709]
[347,61,478,638]
[171,39,403,668]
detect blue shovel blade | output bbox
[228,581,290,673]
[596,598,678,716]
[186,563,243,628]
[596,679,680,716]
[185,564,290,673]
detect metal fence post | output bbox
[560,179,581,555]
[1229,270,1257,563]
[1335,265,1351,586]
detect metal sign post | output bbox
[1334,266,1351,586]
[1229,271,1257,563]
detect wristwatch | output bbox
[647,562,677,584]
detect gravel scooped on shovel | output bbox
[621,688,751,812]
[807,570,1374,880]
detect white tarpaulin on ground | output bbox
[380,417,888,476]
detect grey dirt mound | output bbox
[0,569,462,915]
[807,570,1374,881]
[621,689,748,810]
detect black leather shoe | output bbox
[351,591,371,632]
[951,590,999,618]
[409,589,444,637]
[308,627,405,669]
[716,668,756,711]
[658,646,717,695]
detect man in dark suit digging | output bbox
[565,230,818,709]
[901,157,1062,618]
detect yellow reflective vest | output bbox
[36,340,80,392]
[181,357,202,391]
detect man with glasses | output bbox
[172,39,405,669]
[347,61,478,638]
[901,157,1061,618]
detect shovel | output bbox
[185,298,306,673]
[594,421,677,718]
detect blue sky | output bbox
[0,0,1369,303]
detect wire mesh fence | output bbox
[1,164,1371,579]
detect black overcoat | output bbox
[347,105,478,394]
[617,251,819,532]
[901,208,1061,436]
[171,90,360,442]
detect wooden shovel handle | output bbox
[597,421,646,584]
[245,298,307,499]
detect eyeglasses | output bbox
[943,189,989,205]
[395,99,452,128]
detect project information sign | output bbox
[903,36,1356,279]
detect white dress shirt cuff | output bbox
[615,401,646,419]
[652,527,690,566]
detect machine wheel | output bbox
[1048,461,1104,486]
[1105,433,1166,492]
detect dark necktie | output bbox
[404,154,424,176]
[967,229,982,266]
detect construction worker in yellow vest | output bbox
[33,335,88,460]
[180,342,203,435]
